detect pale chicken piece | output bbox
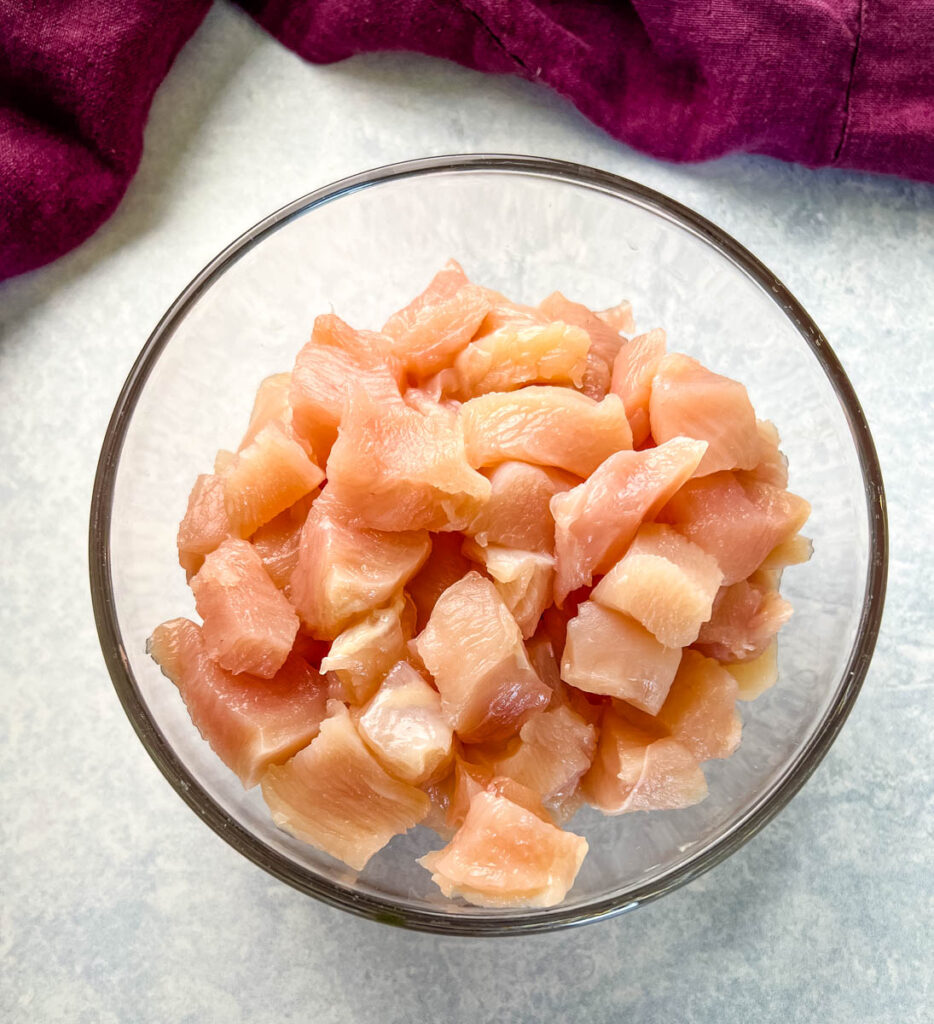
[761,533,813,571]
[740,419,789,489]
[551,436,707,604]
[262,701,429,871]
[610,328,667,447]
[476,289,548,336]
[465,460,576,554]
[462,540,555,639]
[414,572,550,743]
[419,790,588,908]
[177,472,230,577]
[289,313,405,463]
[381,259,491,377]
[405,532,475,631]
[655,650,742,761]
[249,491,318,591]
[490,703,597,808]
[149,618,328,788]
[695,576,793,663]
[561,600,683,714]
[582,707,707,815]
[724,639,779,701]
[319,594,412,704]
[239,372,292,451]
[191,538,298,679]
[538,290,625,366]
[649,353,760,476]
[595,299,636,336]
[356,661,454,785]
[452,320,590,397]
[659,471,810,585]
[326,387,491,532]
[460,386,632,477]
[590,523,723,647]
[289,491,430,640]
[223,420,324,539]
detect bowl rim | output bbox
[89,153,888,936]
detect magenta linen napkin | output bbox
[2,0,932,282]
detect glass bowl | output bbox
[89,155,887,935]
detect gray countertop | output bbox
[2,6,932,1022]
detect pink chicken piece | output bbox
[356,661,454,786]
[655,650,742,761]
[420,789,588,908]
[261,701,429,871]
[414,572,551,743]
[538,290,625,367]
[177,472,230,577]
[595,299,636,336]
[695,576,793,663]
[451,320,591,398]
[405,532,475,632]
[551,436,708,604]
[462,540,555,639]
[465,460,576,555]
[289,313,405,463]
[191,538,299,678]
[659,471,811,585]
[649,353,760,476]
[289,491,430,640]
[723,640,779,701]
[460,386,632,477]
[561,600,683,714]
[476,289,548,337]
[249,492,317,592]
[319,594,412,704]
[222,420,324,539]
[148,618,328,788]
[741,419,789,489]
[326,387,491,532]
[610,328,667,447]
[238,372,304,454]
[590,523,723,648]
[583,707,707,814]
[381,260,492,378]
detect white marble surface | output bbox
[1,5,932,1021]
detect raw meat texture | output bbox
[590,523,723,647]
[583,708,707,814]
[655,650,741,761]
[223,421,324,539]
[596,299,635,336]
[659,471,810,585]
[452,320,590,397]
[381,260,491,377]
[561,600,683,714]
[421,768,456,838]
[465,461,576,554]
[177,473,229,576]
[419,790,588,908]
[319,595,411,704]
[356,661,454,785]
[650,353,760,476]
[149,618,328,788]
[578,351,612,400]
[724,640,779,701]
[539,587,589,661]
[539,291,625,366]
[289,313,405,462]
[414,572,551,742]
[290,491,430,639]
[239,372,292,452]
[213,449,237,474]
[249,492,317,591]
[525,634,563,695]
[460,387,632,477]
[446,760,551,830]
[610,328,666,447]
[761,533,813,570]
[488,703,597,807]
[262,701,429,870]
[695,577,793,663]
[406,532,475,631]
[462,540,555,639]
[327,387,490,532]
[551,436,707,604]
[191,539,299,679]
[742,419,789,489]
[476,289,547,336]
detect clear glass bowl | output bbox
[89,155,887,935]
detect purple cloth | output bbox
[2,1,933,282]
